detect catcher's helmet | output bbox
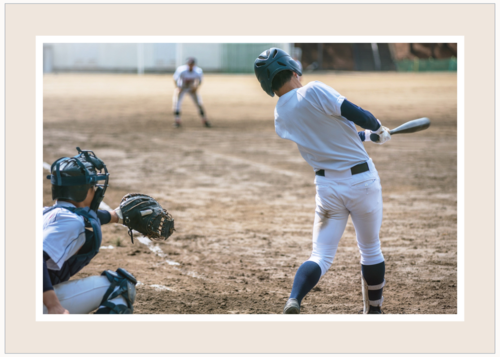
[254,48,302,97]
[47,147,109,202]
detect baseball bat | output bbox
[370,117,431,142]
[389,117,431,135]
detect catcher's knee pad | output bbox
[99,268,137,313]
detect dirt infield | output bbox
[43,72,457,314]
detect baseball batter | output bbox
[172,57,211,128]
[254,48,391,314]
[43,148,137,314]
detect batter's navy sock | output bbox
[361,261,385,302]
[289,261,322,305]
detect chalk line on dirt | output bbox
[137,282,174,291]
[100,245,114,249]
[136,236,180,266]
[150,284,173,291]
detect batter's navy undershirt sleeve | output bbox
[340,100,381,131]
[43,251,54,292]
[97,210,111,225]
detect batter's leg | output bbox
[285,261,321,313]
[284,183,349,314]
[361,261,385,314]
[43,276,128,314]
[348,173,385,313]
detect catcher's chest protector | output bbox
[44,206,102,285]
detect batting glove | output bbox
[367,121,391,144]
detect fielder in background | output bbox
[172,57,211,128]
[254,48,391,314]
[43,148,138,314]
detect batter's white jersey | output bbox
[275,81,370,172]
[173,65,203,88]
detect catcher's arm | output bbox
[43,252,69,314]
[95,210,120,225]
[108,210,120,224]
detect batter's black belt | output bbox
[315,162,369,177]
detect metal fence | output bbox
[43,43,292,74]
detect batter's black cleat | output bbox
[203,120,212,128]
[368,306,383,314]
[173,122,181,128]
[283,298,300,314]
[358,306,384,314]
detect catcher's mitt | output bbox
[116,193,175,243]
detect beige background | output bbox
[6,3,493,354]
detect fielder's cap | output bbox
[186,57,196,65]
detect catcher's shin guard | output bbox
[361,272,385,314]
[94,303,132,314]
[97,268,137,314]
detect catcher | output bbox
[43,147,174,314]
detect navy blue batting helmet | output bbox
[254,48,302,97]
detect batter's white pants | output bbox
[173,87,203,112]
[43,276,127,314]
[308,158,385,276]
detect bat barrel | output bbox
[389,117,431,135]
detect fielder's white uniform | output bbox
[172,64,204,113]
[43,202,127,314]
[274,81,384,276]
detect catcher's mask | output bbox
[47,147,109,210]
[254,48,302,97]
